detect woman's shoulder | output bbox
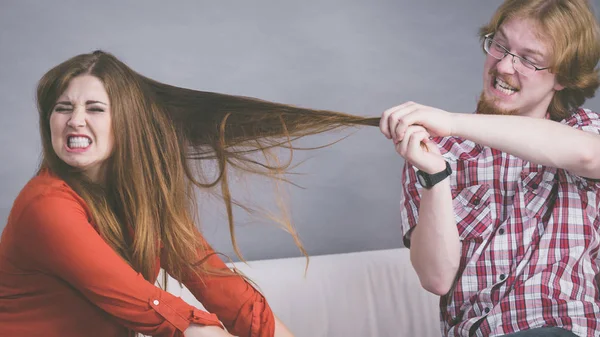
[10,169,86,220]
[21,169,76,199]
[2,170,94,268]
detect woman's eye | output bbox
[88,108,105,112]
[54,107,71,112]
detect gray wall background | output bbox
[1,0,599,262]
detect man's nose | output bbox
[496,54,516,75]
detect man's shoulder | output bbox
[561,107,600,129]
[574,107,598,116]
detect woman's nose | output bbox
[67,107,86,128]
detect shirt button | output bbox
[498,228,505,235]
[531,183,539,189]
[499,274,507,281]
[153,300,160,305]
[472,198,480,206]
[484,307,490,314]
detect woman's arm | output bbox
[275,315,294,337]
[183,319,293,337]
[163,230,288,337]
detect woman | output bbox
[0,50,376,337]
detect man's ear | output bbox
[554,78,565,91]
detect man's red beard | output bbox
[477,68,520,116]
[476,91,519,116]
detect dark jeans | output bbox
[501,327,578,337]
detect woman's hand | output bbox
[184,324,236,337]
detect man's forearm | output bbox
[409,179,461,296]
[453,113,600,178]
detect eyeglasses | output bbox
[483,33,550,76]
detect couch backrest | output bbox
[166,248,441,337]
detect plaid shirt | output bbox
[399,108,600,337]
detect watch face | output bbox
[417,173,428,187]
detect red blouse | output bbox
[0,170,275,336]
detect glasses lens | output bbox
[512,58,536,76]
[485,39,505,59]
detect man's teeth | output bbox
[68,136,91,148]
[495,78,518,95]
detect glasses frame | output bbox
[483,33,550,75]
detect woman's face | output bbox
[49,75,114,183]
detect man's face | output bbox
[478,17,564,118]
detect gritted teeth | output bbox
[68,136,92,149]
[494,77,519,95]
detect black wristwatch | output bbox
[416,161,452,189]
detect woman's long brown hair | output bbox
[36,50,379,283]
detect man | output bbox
[379,1,600,336]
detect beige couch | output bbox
[165,248,441,337]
